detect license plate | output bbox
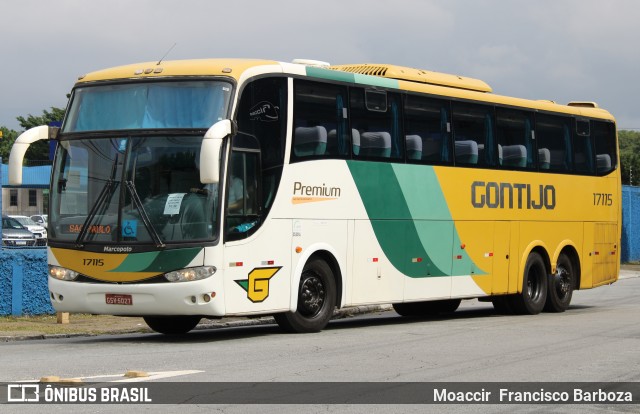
[15,241,26,246]
[105,294,133,305]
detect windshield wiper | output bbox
[75,155,119,248]
[125,180,165,248]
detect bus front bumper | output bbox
[48,277,226,317]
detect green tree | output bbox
[619,130,640,186]
[17,107,65,161]
[1,107,66,163]
[0,127,19,163]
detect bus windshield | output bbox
[50,135,219,245]
[62,80,232,132]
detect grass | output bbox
[0,314,149,337]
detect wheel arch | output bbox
[290,243,345,311]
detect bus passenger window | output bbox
[593,121,617,175]
[293,80,349,160]
[349,88,403,160]
[452,102,496,167]
[404,95,452,165]
[573,119,595,175]
[496,108,535,170]
[536,114,572,172]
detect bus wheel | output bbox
[143,316,201,335]
[274,258,336,333]
[392,303,416,316]
[544,254,574,312]
[425,299,461,314]
[508,252,548,315]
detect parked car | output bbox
[8,215,47,246]
[30,214,48,225]
[2,216,37,247]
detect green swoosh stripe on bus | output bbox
[347,161,480,277]
[111,247,202,273]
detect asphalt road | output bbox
[1,276,639,414]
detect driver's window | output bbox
[226,150,260,238]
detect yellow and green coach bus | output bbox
[9,58,620,334]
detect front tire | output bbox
[544,253,574,312]
[143,315,201,335]
[274,258,336,333]
[508,252,548,315]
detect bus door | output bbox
[222,144,290,314]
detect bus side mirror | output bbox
[200,119,235,184]
[9,125,55,185]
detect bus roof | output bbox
[328,63,493,93]
[75,58,280,83]
[75,58,615,122]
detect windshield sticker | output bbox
[249,101,279,122]
[122,220,138,238]
[163,193,187,215]
[118,138,128,153]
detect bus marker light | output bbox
[230,262,244,267]
[211,292,216,299]
[456,255,463,260]
[484,252,494,257]
[203,294,211,303]
[295,247,303,253]
[261,260,275,265]
[412,258,423,263]
[461,244,466,249]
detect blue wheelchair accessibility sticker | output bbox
[122,220,138,238]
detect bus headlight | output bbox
[49,265,79,281]
[164,266,216,283]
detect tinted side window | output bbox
[236,77,287,170]
[292,80,349,160]
[235,77,287,217]
[404,95,452,164]
[452,102,496,167]
[350,88,403,160]
[593,121,617,175]
[496,108,535,170]
[536,114,572,172]
[573,119,595,175]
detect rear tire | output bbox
[507,252,548,315]
[143,315,201,335]
[544,253,574,312]
[274,258,336,333]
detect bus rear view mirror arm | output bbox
[200,119,236,184]
[9,125,57,185]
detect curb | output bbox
[0,304,391,342]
